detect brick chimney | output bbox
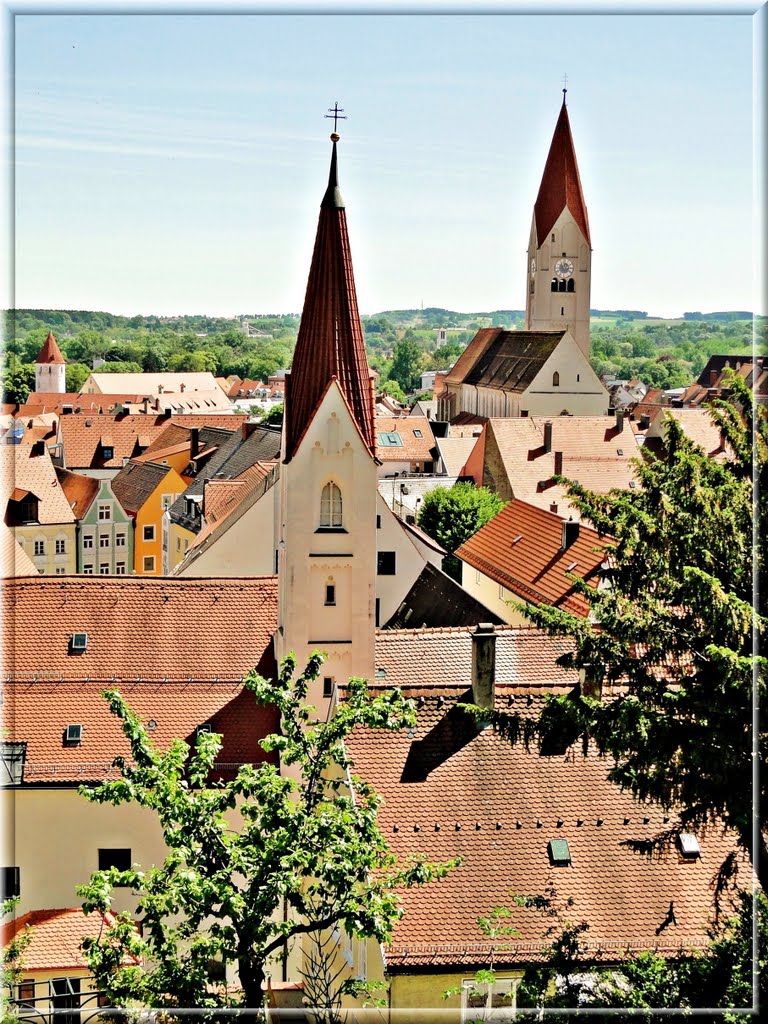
[561,517,579,550]
[190,428,200,459]
[543,421,553,453]
[471,623,496,712]
[554,450,563,476]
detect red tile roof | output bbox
[35,332,65,365]
[2,576,277,683]
[375,417,436,463]
[346,676,746,969]
[55,467,99,520]
[5,680,279,784]
[1,448,76,524]
[2,908,138,971]
[284,141,375,462]
[456,499,608,616]
[57,413,169,469]
[533,99,591,246]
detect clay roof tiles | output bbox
[54,467,99,519]
[346,674,746,968]
[375,416,436,463]
[533,99,591,246]
[1,908,138,970]
[57,413,169,469]
[111,459,173,516]
[35,332,65,365]
[464,331,568,394]
[284,141,375,462]
[456,498,608,616]
[0,448,76,524]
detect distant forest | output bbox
[2,307,763,405]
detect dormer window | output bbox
[319,482,343,529]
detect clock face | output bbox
[554,257,574,279]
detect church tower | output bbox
[34,331,67,394]
[276,131,378,707]
[524,93,592,357]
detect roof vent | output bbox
[64,724,82,745]
[548,838,571,865]
[69,632,88,653]
[677,833,701,859]
[512,534,523,545]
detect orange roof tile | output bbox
[533,99,591,246]
[57,413,169,469]
[55,467,99,519]
[375,417,436,463]
[2,908,138,971]
[2,576,277,684]
[35,332,65,365]
[346,669,746,968]
[456,499,609,616]
[0,448,76,524]
[646,408,728,460]
[0,523,39,577]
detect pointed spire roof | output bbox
[36,331,66,365]
[533,97,590,247]
[284,136,375,463]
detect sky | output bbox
[6,1,765,320]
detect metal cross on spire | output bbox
[562,73,568,101]
[325,102,347,133]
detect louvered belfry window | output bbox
[320,482,343,528]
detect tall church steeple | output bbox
[276,130,377,705]
[35,331,67,394]
[524,94,592,356]
[284,135,375,463]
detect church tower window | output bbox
[552,371,560,387]
[567,278,575,292]
[319,481,343,528]
[550,278,558,292]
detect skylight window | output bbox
[413,429,423,438]
[548,838,571,865]
[377,432,404,448]
[69,633,88,653]
[677,833,701,859]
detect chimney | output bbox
[561,517,579,550]
[639,413,650,429]
[158,384,164,395]
[190,428,200,459]
[550,502,558,514]
[180,383,186,393]
[615,409,624,433]
[242,421,258,441]
[543,421,553,453]
[471,623,496,712]
[554,450,563,476]
[710,369,718,386]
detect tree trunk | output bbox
[238,954,267,1015]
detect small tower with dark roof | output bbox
[524,93,592,356]
[34,331,67,394]
[276,126,377,703]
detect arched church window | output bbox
[567,278,575,292]
[320,481,343,528]
[550,279,558,293]
[558,280,566,293]
[552,371,560,387]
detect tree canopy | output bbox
[417,482,506,580]
[483,377,766,887]
[77,654,454,1013]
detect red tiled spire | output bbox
[533,97,590,247]
[284,138,375,463]
[36,331,66,365]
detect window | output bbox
[319,482,343,529]
[376,514,381,529]
[548,838,572,866]
[461,977,518,1021]
[83,534,94,549]
[101,446,114,460]
[176,536,181,551]
[552,371,560,387]
[377,551,396,575]
[375,597,381,627]
[55,567,66,575]
[33,540,45,556]
[323,677,334,698]
[55,539,66,554]
[413,429,423,438]
[567,278,575,292]
[98,848,132,872]
[17,981,34,1006]
[161,493,174,510]
[115,532,126,547]
[99,563,109,575]
[550,278,558,292]
[1,866,20,900]
[83,565,93,575]
[324,584,336,606]
[143,525,155,542]
[561,306,565,315]
[98,503,111,521]
[143,556,155,573]
[116,562,126,575]
[99,534,110,548]
[19,499,38,522]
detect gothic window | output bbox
[550,279,558,292]
[558,280,566,292]
[320,482,343,528]
[567,278,575,292]
[552,371,560,387]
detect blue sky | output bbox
[7,2,764,318]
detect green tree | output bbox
[77,654,454,1014]
[65,362,92,393]
[389,337,423,393]
[378,379,406,403]
[259,402,283,426]
[417,483,505,581]
[2,363,35,404]
[483,377,767,887]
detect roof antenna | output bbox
[562,73,568,103]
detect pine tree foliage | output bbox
[485,377,766,883]
[77,654,455,1012]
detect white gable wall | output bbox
[522,332,608,417]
